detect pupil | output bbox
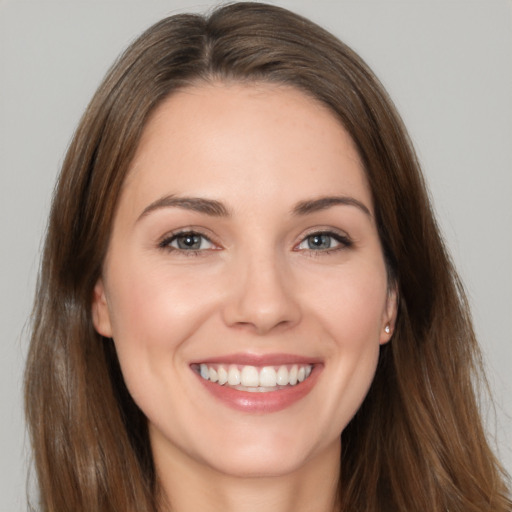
[308,234,331,249]
[178,234,201,250]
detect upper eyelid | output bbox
[159,227,217,244]
[296,227,351,242]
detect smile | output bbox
[196,363,313,391]
[191,357,321,413]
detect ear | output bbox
[380,285,398,345]
[92,278,113,338]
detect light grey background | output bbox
[1,1,511,510]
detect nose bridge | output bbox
[222,242,301,334]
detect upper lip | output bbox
[190,352,323,367]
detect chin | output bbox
[189,424,340,479]
[202,447,315,479]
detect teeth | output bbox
[240,366,259,387]
[289,365,298,385]
[276,366,289,385]
[259,366,277,387]
[227,365,241,385]
[197,363,314,389]
[217,366,228,385]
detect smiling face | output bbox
[92,83,397,479]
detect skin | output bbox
[92,82,397,512]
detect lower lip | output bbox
[194,366,321,413]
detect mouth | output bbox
[193,363,313,392]
[190,356,322,413]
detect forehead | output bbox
[121,82,372,215]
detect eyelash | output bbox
[295,230,353,255]
[159,230,218,256]
[158,229,353,255]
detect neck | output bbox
[154,440,341,512]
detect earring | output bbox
[384,324,390,334]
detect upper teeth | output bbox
[199,364,312,388]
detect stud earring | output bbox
[384,324,390,334]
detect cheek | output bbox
[104,260,218,421]
[301,262,387,427]
[104,259,229,414]
[318,266,386,385]
[107,260,219,350]
[304,261,388,340]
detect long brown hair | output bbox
[25,3,511,511]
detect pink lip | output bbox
[191,352,323,367]
[191,354,323,413]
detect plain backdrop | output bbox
[1,1,511,510]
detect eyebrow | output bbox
[137,194,371,221]
[292,196,372,217]
[138,195,230,221]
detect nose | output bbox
[221,252,302,335]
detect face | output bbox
[93,83,396,479]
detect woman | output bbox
[25,2,511,511]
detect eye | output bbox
[160,231,216,252]
[296,231,352,252]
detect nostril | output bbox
[222,295,302,334]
